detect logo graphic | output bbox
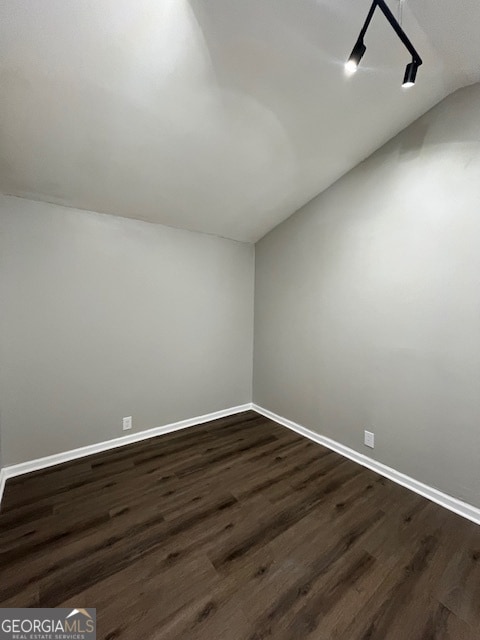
[0,608,96,640]
[66,609,93,619]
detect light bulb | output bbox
[345,60,358,74]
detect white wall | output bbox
[254,83,480,508]
[0,195,254,465]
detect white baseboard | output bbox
[252,404,480,526]
[0,468,7,508]
[4,401,477,527]
[0,404,252,507]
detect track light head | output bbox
[345,40,366,74]
[402,61,418,87]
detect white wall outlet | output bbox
[122,416,132,431]
[364,430,375,448]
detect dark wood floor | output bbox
[1,411,480,639]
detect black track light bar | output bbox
[346,0,423,82]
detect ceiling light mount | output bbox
[345,0,423,86]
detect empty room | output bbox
[1,1,480,639]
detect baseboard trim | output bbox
[0,404,252,504]
[5,402,477,526]
[252,403,480,526]
[0,469,7,508]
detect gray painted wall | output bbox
[254,83,480,508]
[0,195,254,465]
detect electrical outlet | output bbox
[123,416,132,431]
[364,430,375,448]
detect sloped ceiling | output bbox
[1,0,479,242]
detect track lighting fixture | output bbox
[402,60,419,87]
[345,39,367,74]
[345,0,422,86]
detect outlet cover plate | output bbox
[364,430,375,448]
[123,416,132,431]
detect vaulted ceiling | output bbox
[1,0,479,242]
